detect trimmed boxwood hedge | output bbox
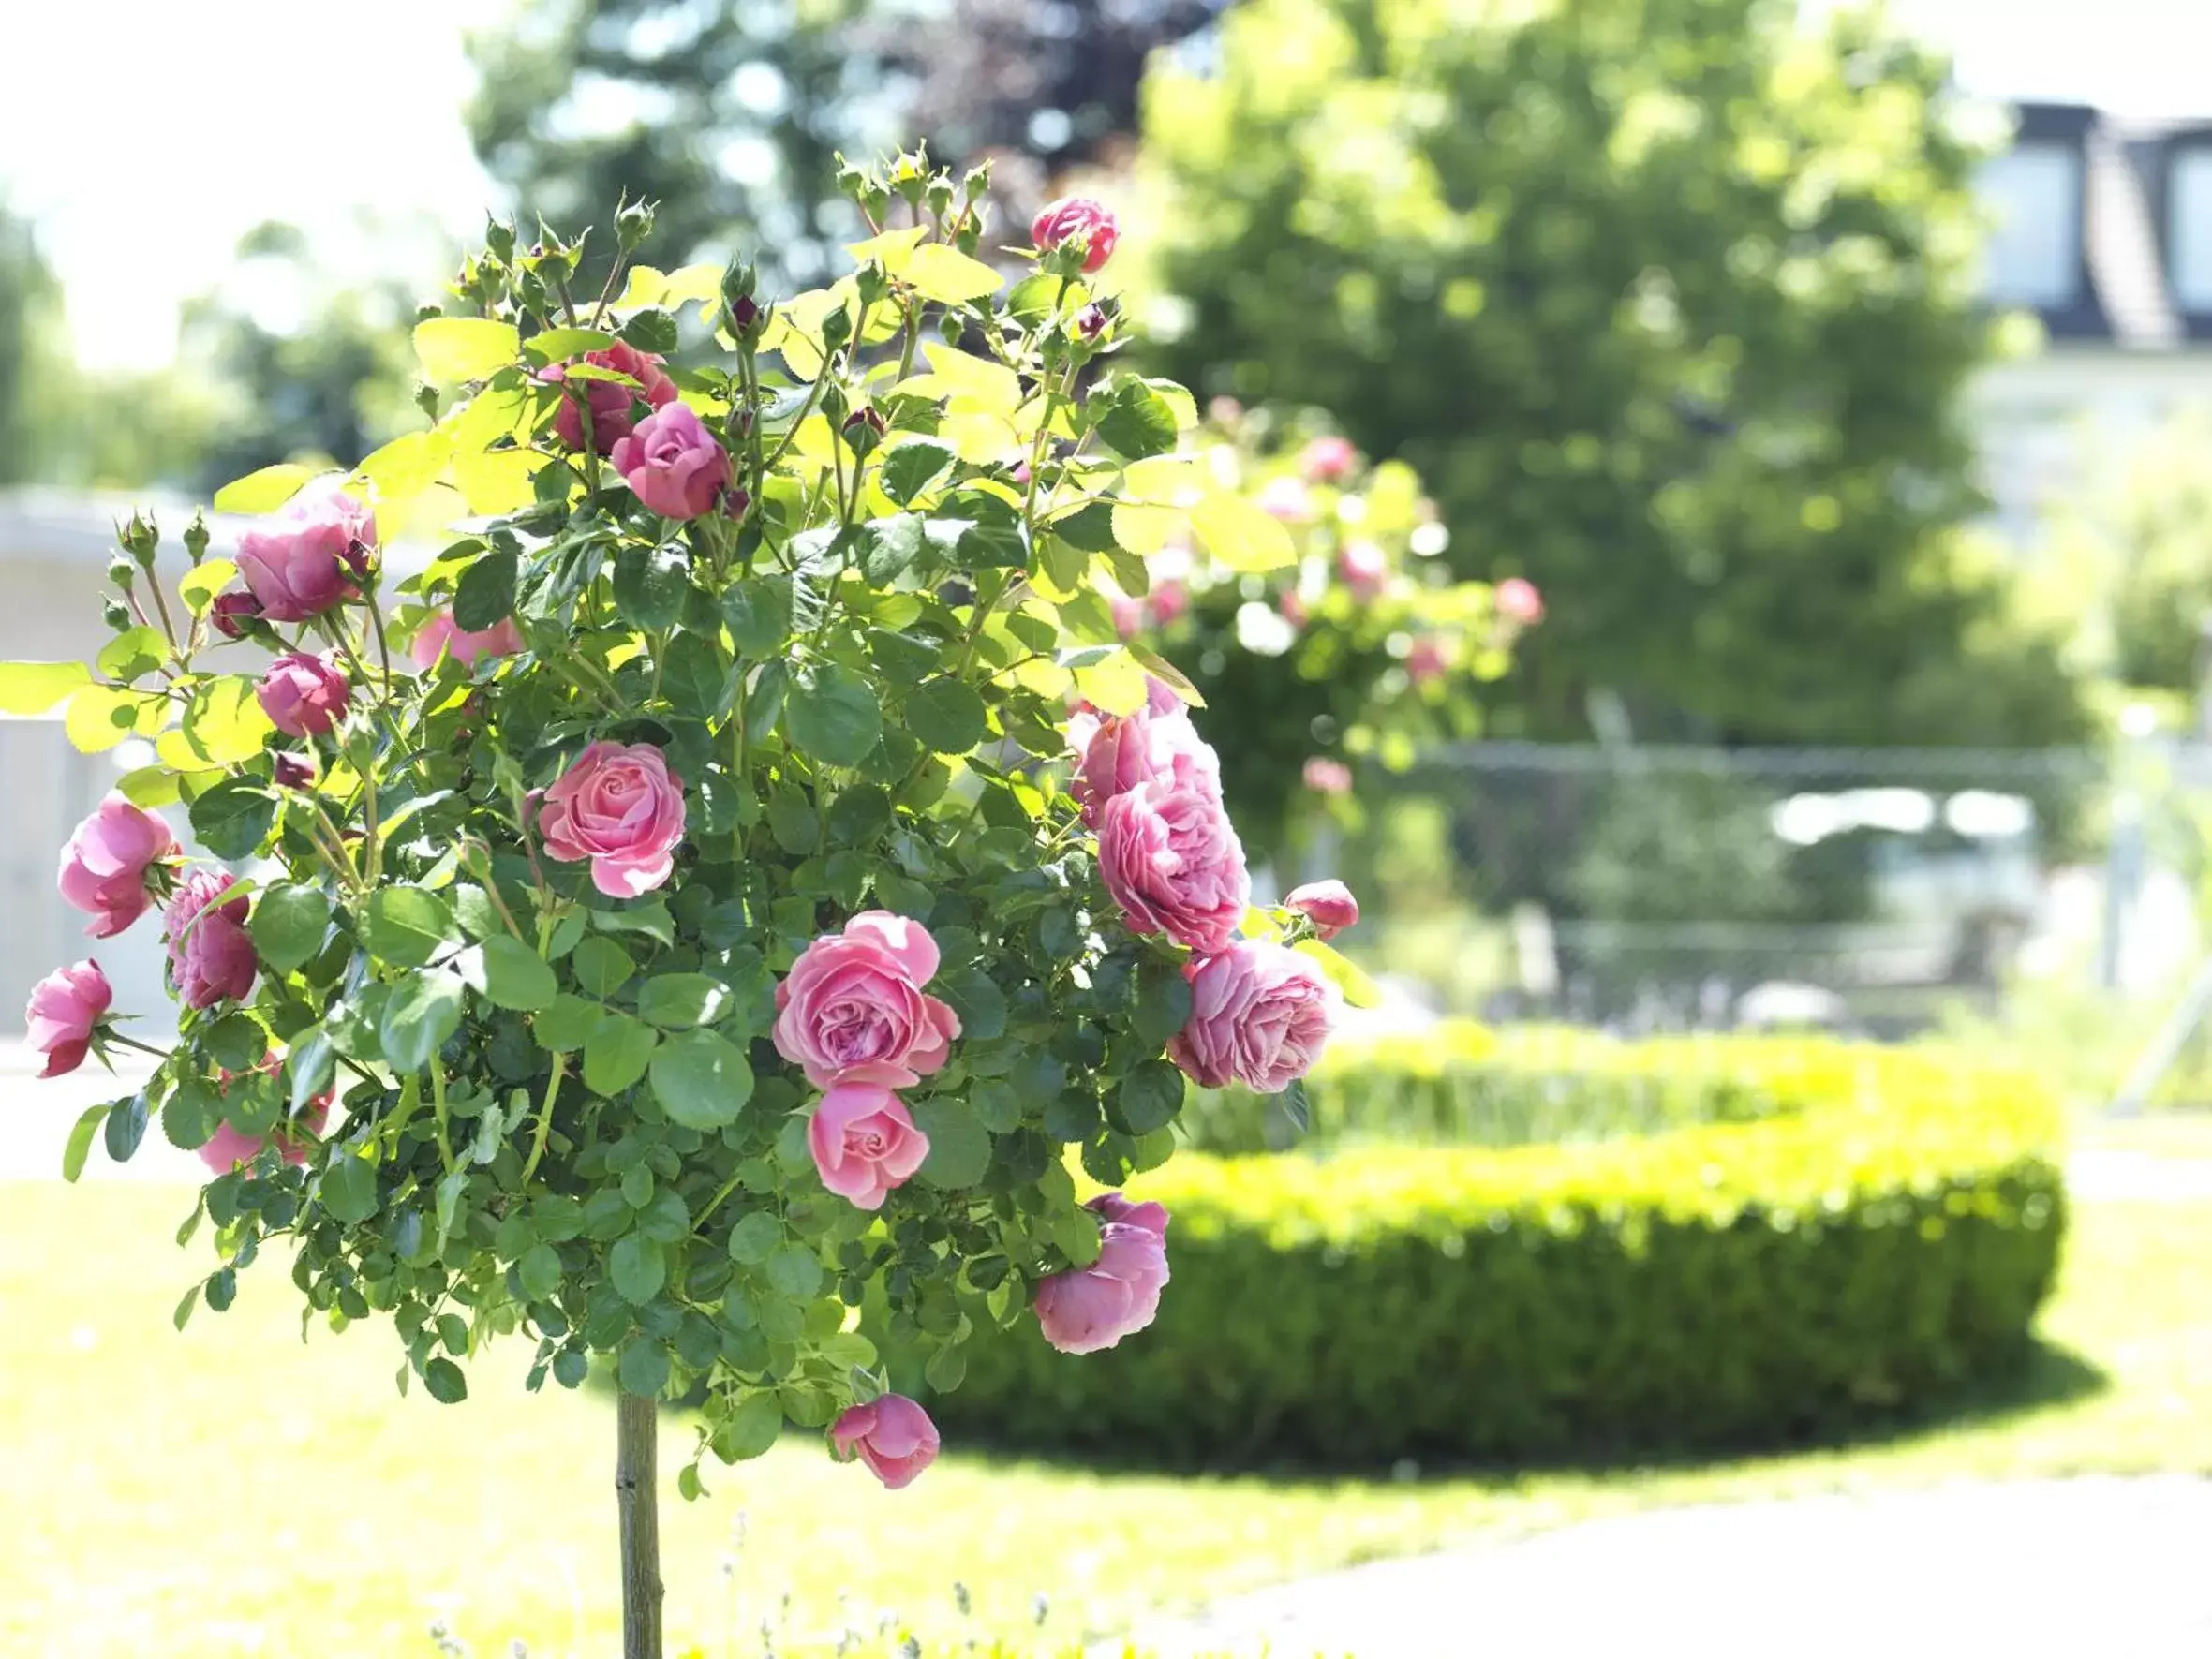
[933,1035,2067,1465]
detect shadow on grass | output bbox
[941,1336,2113,1489]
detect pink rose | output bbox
[1168,940,1337,1092]
[1278,589,1309,629]
[831,1394,940,1489]
[1073,700,1221,828]
[774,911,961,1089]
[807,1083,929,1211]
[57,791,176,938]
[1337,540,1388,600]
[537,740,688,898]
[1096,771,1250,955]
[1302,756,1352,797]
[1299,436,1358,483]
[1110,593,1145,640]
[1149,578,1190,628]
[208,591,264,639]
[1257,476,1314,523]
[166,871,258,1010]
[199,1062,332,1174]
[256,652,350,737]
[1284,879,1359,940]
[273,753,317,790]
[25,959,111,1078]
[1031,197,1119,274]
[1497,576,1545,625]
[609,402,733,521]
[235,484,373,623]
[1033,1192,1170,1355]
[410,609,527,671]
[1405,636,1450,686]
[542,340,678,454]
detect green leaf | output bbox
[414,317,521,386]
[932,490,1028,570]
[613,544,691,630]
[924,1343,968,1393]
[518,1241,563,1299]
[590,901,677,947]
[570,935,635,997]
[423,1357,469,1404]
[1192,491,1297,573]
[1051,499,1119,553]
[188,778,276,861]
[212,462,318,514]
[453,544,520,633]
[61,1104,108,1181]
[1092,378,1180,462]
[1132,958,1195,1047]
[910,1100,991,1189]
[786,663,882,767]
[289,1032,337,1115]
[177,561,236,618]
[162,1079,221,1151]
[826,784,892,845]
[903,678,988,755]
[534,993,603,1053]
[1294,938,1384,1009]
[250,882,331,973]
[937,965,1007,1041]
[172,1285,200,1332]
[880,439,958,506]
[858,513,925,585]
[480,935,558,1011]
[618,1340,671,1397]
[765,1242,824,1300]
[637,973,734,1029]
[360,886,459,970]
[649,1029,754,1129]
[585,1011,659,1096]
[203,1013,268,1073]
[1116,1060,1186,1134]
[722,576,793,657]
[720,1392,783,1460]
[523,325,618,364]
[620,307,679,353]
[320,1153,380,1224]
[380,970,466,1074]
[744,660,787,746]
[97,627,168,683]
[103,1094,149,1163]
[905,243,1003,304]
[661,631,735,721]
[610,1234,667,1304]
[726,1210,782,1266]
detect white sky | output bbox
[4,0,2210,372]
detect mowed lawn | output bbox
[2,1173,2209,1659]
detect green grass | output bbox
[2,1178,2208,1659]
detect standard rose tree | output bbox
[4,159,1372,1659]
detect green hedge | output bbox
[934,1034,2067,1465]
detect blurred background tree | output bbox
[1133,0,2089,750]
[0,203,70,486]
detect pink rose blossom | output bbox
[410,609,527,671]
[1284,879,1359,940]
[1405,636,1451,686]
[57,792,176,938]
[199,1062,333,1174]
[541,340,677,454]
[25,959,111,1078]
[1497,576,1545,625]
[1031,197,1119,273]
[1096,770,1250,955]
[1207,394,1245,427]
[807,1083,930,1211]
[1299,436,1358,483]
[1073,699,1220,828]
[1337,540,1388,600]
[1034,1192,1171,1355]
[1149,578,1190,628]
[1302,756,1352,797]
[235,483,373,622]
[1278,589,1309,629]
[256,652,350,737]
[166,871,258,1010]
[609,402,733,521]
[1110,593,1145,640]
[1257,476,1314,523]
[831,1394,940,1489]
[537,740,688,898]
[1168,940,1338,1093]
[774,911,961,1089]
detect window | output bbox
[2171,148,2212,312]
[1978,142,2082,308]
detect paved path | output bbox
[1110,1475,2212,1658]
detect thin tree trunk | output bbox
[616,1389,663,1659]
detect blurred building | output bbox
[1967,103,2212,544]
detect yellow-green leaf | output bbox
[1110,501,1177,556]
[1192,491,1297,572]
[847,226,929,277]
[0,659,91,715]
[1071,648,1151,716]
[212,463,318,515]
[905,244,1003,304]
[178,559,238,617]
[115,765,183,807]
[612,264,670,311]
[1294,938,1384,1009]
[451,448,542,515]
[357,430,452,505]
[64,685,164,754]
[413,318,521,387]
[909,342,1023,418]
[661,263,723,311]
[1127,642,1206,707]
[157,676,273,769]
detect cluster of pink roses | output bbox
[534,338,741,523]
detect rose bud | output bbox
[1031,197,1119,274]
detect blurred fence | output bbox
[1336,738,2212,1041]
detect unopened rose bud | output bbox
[118,512,158,567]
[209,590,264,640]
[1074,304,1108,342]
[101,598,132,631]
[841,407,887,454]
[340,537,377,584]
[272,752,316,790]
[721,485,753,522]
[485,218,516,261]
[106,555,138,589]
[725,292,761,337]
[183,511,210,565]
[415,382,440,420]
[1031,197,1119,274]
[615,199,656,252]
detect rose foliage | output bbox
[3,159,1372,1495]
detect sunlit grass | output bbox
[1,1178,2206,1658]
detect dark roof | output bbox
[2007,102,2210,348]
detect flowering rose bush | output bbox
[1104,407,1539,856]
[2,156,1372,1656]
